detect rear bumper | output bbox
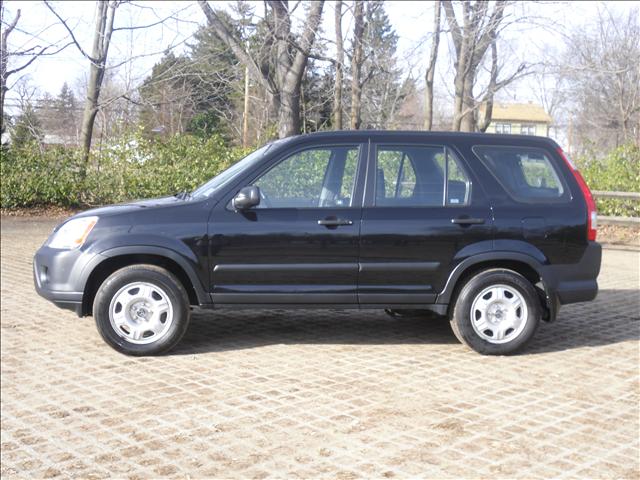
[544,242,602,305]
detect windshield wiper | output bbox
[173,191,191,200]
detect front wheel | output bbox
[450,269,541,355]
[93,265,191,356]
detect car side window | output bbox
[375,145,471,207]
[254,146,359,208]
[473,146,567,202]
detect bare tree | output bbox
[560,6,640,151]
[333,0,344,129]
[198,0,325,139]
[349,0,364,130]
[442,1,527,132]
[423,0,441,130]
[46,0,117,164]
[0,1,70,137]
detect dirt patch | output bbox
[598,224,639,248]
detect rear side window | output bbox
[473,146,568,203]
[375,145,471,207]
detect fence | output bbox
[594,191,640,227]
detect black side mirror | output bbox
[232,186,261,210]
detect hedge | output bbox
[575,144,640,218]
[1,135,638,218]
[1,133,249,208]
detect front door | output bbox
[358,142,493,305]
[209,143,365,305]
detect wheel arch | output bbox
[81,247,209,317]
[437,252,556,321]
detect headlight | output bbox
[48,216,98,249]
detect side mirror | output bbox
[232,185,261,210]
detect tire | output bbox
[93,264,191,356]
[450,269,541,355]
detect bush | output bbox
[575,144,640,217]
[1,133,249,208]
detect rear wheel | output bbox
[450,269,540,355]
[93,265,191,356]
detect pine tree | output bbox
[11,103,43,147]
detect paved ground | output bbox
[1,216,639,479]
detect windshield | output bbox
[191,144,272,199]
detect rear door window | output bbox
[375,145,471,207]
[473,146,568,203]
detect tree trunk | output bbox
[423,0,440,130]
[80,1,116,165]
[0,3,20,137]
[332,0,344,130]
[459,75,476,132]
[350,0,364,130]
[199,0,323,139]
[242,65,250,147]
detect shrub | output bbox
[1,133,249,208]
[575,144,640,217]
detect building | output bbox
[482,102,553,137]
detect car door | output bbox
[358,142,493,305]
[208,143,366,305]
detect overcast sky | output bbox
[3,0,639,110]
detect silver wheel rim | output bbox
[470,284,528,344]
[108,282,174,345]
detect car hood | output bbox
[73,196,185,219]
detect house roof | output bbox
[488,102,553,123]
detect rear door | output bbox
[358,141,493,305]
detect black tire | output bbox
[93,264,191,356]
[450,269,541,355]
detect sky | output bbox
[3,0,639,112]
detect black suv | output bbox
[34,131,601,356]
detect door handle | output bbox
[451,217,485,225]
[318,218,353,227]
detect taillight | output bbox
[557,147,597,241]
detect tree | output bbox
[349,0,365,129]
[0,1,70,136]
[198,0,325,139]
[46,0,117,164]
[10,102,42,147]
[355,2,405,129]
[423,1,441,130]
[561,6,640,152]
[333,0,345,130]
[442,1,527,132]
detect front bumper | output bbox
[33,245,100,316]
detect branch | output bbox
[197,0,272,92]
[5,41,73,77]
[1,7,20,43]
[288,0,325,80]
[44,0,95,62]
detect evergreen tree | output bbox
[11,103,43,147]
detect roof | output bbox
[487,102,553,123]
[272,129,558,149]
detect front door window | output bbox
[254,146,359,208]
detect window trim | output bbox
[495,123,512,134]
[229,143,365,211]
[369,143,473,209]
[520,124,536,135]
[472,144,571,204]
